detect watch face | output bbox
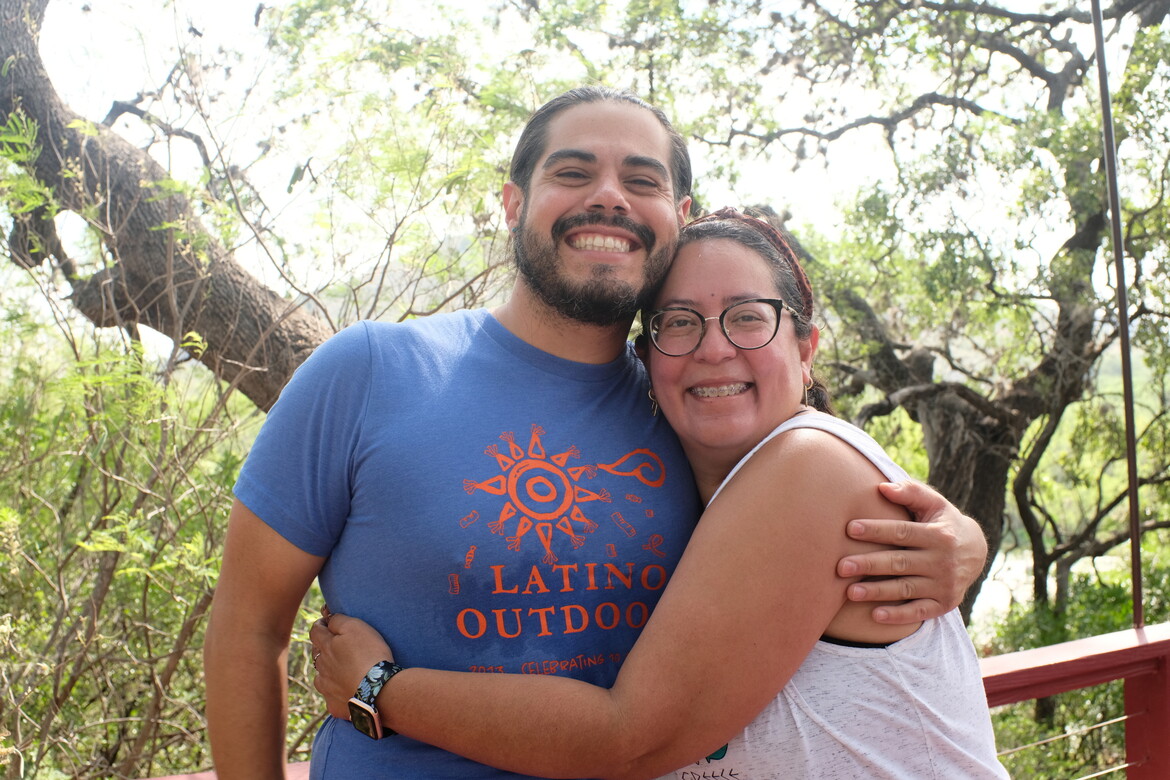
[348,698,383,740]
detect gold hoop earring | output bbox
[648,387,659,417]
[803,380,813,407]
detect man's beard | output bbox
[513,212,674,327]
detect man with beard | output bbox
[204,86,987,779]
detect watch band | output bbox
[354,660,404,706]
[348,660,404,739]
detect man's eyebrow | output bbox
[624,155,670,182]
[542,149,597,169]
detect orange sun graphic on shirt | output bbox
[461,424,667,564]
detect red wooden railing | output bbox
[980,621,1170,778]
[149,622,1170,780]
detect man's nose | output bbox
[586,173,630,213]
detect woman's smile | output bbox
[689,381,752,398]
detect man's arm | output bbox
[205,500,324,780]
[838,480,988,624]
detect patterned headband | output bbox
[684,207,815,319]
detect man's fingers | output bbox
[845,481,978,621]
[847,579,956,624]
[851,519,959,554]
[871,599,940,624]
[847,518,920,548]
[846,576,927,602]
[837,546,920,578]
[876,480,943,517]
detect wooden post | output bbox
[1124,636,1170,779]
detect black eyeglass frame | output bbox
[644,297,799,357]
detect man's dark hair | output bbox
[509,86,692,204]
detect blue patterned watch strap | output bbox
[355,660,404,706]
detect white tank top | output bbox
[665,412,1008,779]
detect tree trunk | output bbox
[1,0,331,410]
[831,211,1102,623]
[915,394,1019,620]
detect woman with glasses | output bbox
[310,208,1007,779]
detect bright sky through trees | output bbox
[39,0,890,241]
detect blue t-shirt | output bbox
[235,311,700,778]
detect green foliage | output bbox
[0,111,54,216]
[0,300,273,777]
[0,110,42,168]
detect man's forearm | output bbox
[205,627,291,779]
[205,499,323,778]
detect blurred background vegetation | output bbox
[1,0,1168,776]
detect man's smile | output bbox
[568,232,636,253]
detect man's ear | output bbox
[503,181,524,230]
[676,196,692,226]
[634,333,649,361]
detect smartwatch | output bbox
[347,660,404,739]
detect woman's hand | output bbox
[309,610,396,720]
[837,480,988,624]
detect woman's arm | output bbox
[840,480,988,623]
[312,429,905,779]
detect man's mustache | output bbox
[550,213,656,252]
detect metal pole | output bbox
[1089,0,1143,629]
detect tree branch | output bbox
[701,92,1014,150]
[1,0,332,410]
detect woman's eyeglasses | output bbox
[645,298,796,357]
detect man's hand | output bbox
[838,480,988,624]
